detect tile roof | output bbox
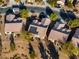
[74,28,79,38]
[48,29,68,42]
[5,23,22,32]
[28,24,47,39]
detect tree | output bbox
[68,19,79,28]
[49,13,58,21]
[47,0,58,7]
[65,0,73,8]
[67,19,79,42]
[0,0,3,5]
[12,54,21,59]
[20,9,28,18]
[0,0,2,2]
[62,42,79,58]
[46,13,58,37]
[21,31,33,42]
[72,0,77,7]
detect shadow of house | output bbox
[46,6,53,16]
[39,12,47,20]
[60,9,76,21]
[60,9,68,20]
[66,10,76,20]
[6,8,14,15]
[25,17,34,31]
[47,40,59,59]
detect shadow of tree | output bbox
[9,33,16,51]
[28,42,34,54]
[38,41,48,59]
[47,40,59,59]
[28,42,36,59]
[0,36,2,55]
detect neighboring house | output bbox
[48,29,68,42]
[48,29,79,46]
[72,37,79,47]
[48,23,69,42]
[74,3,79,18]
[28,18,51,39]
[74,28,79,38]
[48,23,79,46]
[5,13,23,34]
[5,23,22,33]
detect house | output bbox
[28,24,47,39]
[74,28,79,38]
[5,22,22,33]
[48,23,79,47]
[5,13,23,34]
[48,23,69,42]
[48,29,68,42]
[28,18,51,39]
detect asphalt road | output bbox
[26,6,46,13]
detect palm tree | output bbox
[72,0,77,7]
[65,0,73,8]
[62,42,79,59]
[67,19,79,42]
[46,13,58,38]
[20,9,28,19]
[21,31,33,42]
[47,0,58,7]
[0,0,3,5]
